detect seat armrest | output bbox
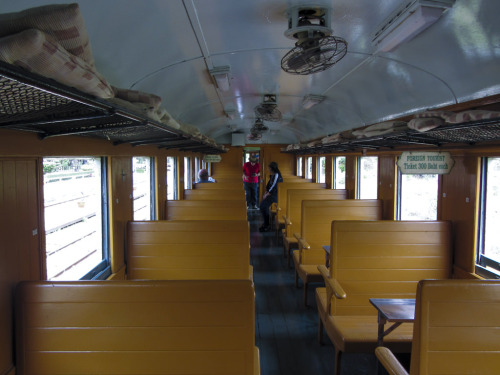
[297,237,310,250]
[284,216,291,225]
[318,265,346,299]
[375,347,409,375]
[318,265,330,280]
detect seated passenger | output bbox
[197,169,216,183]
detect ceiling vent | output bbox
[281,6,347,75]
[254,94,282,122]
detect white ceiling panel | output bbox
[1,0,499,145]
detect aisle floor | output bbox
[248,209,379,375]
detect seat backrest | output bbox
[285,189,348,236]
[194,181,243,189]
[127,220,250,280]
[184,189,245,200]
[301,200,382,252]
[15,280,257,375]
[165,199,246,220]
[276,182,326,212]
[410,279,500,375]
[330,220,452,316]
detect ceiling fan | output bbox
[281,6,348,75]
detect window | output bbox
[358,156,378,199]
[477,157,500,278]
[132,157,155,220]
[397,173,438,220]
[194,157,200,181]
[167,156,178,200]
[43,157,109,281]
[334,156,346,189]
[305,157,313,179]
[318,157,326,183]
[297,157,303,177]
[184,157,192,190]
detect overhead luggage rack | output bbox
[283,118,500,154]
[0,61,225,154]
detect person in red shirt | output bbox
[242,155,260,209]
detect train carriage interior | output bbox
[1,1,500,375]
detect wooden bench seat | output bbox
[15,280,260,375]
[293,200,382,305]
[165,199,246,220]
[376,279,500,375]
[127,220,252,280]
[184,188,245,200]
[283,189,348,267]
[316,220,452,375]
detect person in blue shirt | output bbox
[259,161,283,232]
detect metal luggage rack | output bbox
[0,61,225,154]
[283,118,500,155]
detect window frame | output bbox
[167,156,179,200]
[357,156,378,199]
[297,157,303,177]
[317,156,326,183]
[132,156,156,221]
[184,156,192,190]
[43,156,110,281]
[476,157,500,279]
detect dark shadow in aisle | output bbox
[248,209,378,375]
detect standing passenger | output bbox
[259,161,283,232]
[243,155,260,209]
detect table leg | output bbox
[377,312,386,347]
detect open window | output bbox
[305,157,313,179]
[43,157,110,280]
[397,172,438,220]
[167,156,178,200]
[317,156,326,183]
[357,156,378,199]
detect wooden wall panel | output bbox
[378,155,397,220]
[325,156,333,189]
[345,155,357,199]
[156,156,167,220]
[261,145,294,177]
[441,154,478,274]
[109,157,133,275]
[0,159,40,375]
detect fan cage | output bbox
[281,35,348,75]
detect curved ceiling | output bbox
[1,0,499,145]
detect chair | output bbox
[376,279,500,375]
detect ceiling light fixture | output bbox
[371,0,455,53]
[302,94,325,109]
[209,66,231,91]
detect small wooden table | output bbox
[369,298,416,346]
[322,245,330,267]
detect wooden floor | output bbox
[249,209,379,375]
